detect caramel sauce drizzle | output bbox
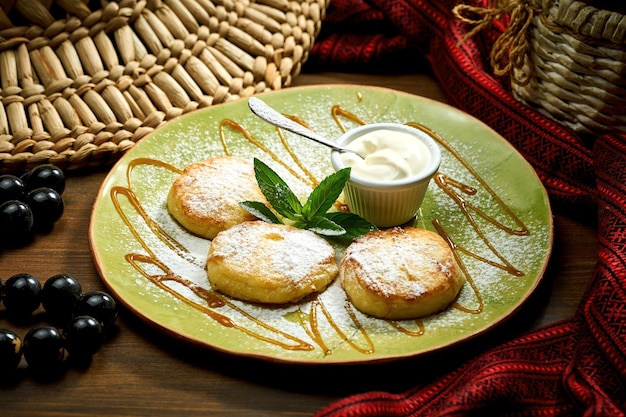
[331,105,362,133]
[299,298,375,355]
[126,253,314,351]
[220,119,317,188]
[110,158,203,269]
[109,98,533,356]
[433,219,483,315]
[111,158,315,351]
[389,320,425,336]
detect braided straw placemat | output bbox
[0,0,327,173]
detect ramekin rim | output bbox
[330,122,442,188]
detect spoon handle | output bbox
[248,97,354,154]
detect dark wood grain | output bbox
[0,72,597,417]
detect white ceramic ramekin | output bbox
[330,123,441,227]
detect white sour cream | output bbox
[340,129,432,181]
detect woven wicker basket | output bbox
[511,0,626,138]
[0,0,327,173]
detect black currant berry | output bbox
[26,164,65,195]
[1,273,41,315]
[0,175,26,203]
[0,328,22,372]
[41,274,82,321]
[0,200,34,246]
[78,291,118,329]
[26,187,64,231]
[63,316,103,358]
[23,326,64,370]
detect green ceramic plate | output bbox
[89,85,552,364]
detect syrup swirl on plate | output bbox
[108,103,531,356]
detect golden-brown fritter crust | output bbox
[167,156,266,239]
[206,221,339,304]
[340,227,464,319]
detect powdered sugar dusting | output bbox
[209,222,335,283]
[178,157,259,219]
[343,228,454,298]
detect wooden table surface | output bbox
[0,71,598,416]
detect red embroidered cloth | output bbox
[308,1,626,415]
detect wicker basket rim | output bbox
[537,0,626,44]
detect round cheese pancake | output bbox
[167,156,266,239]
[340,227,464,320]
[206,221,338,304]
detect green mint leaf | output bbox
[244,158,377,240]
[239,201,283,224]
[302,168,351,220]
[325,212,377,239]
[303,215,347,237]
[253,158,302,221]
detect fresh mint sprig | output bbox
[240,158,377,239]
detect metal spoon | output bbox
[248,97,363,158]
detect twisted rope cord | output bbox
[453,0,540,85]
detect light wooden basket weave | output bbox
[511,0,626,138]
[0,0,327,173]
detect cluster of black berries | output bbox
[0,273,118,374]
[0,164,66,247]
